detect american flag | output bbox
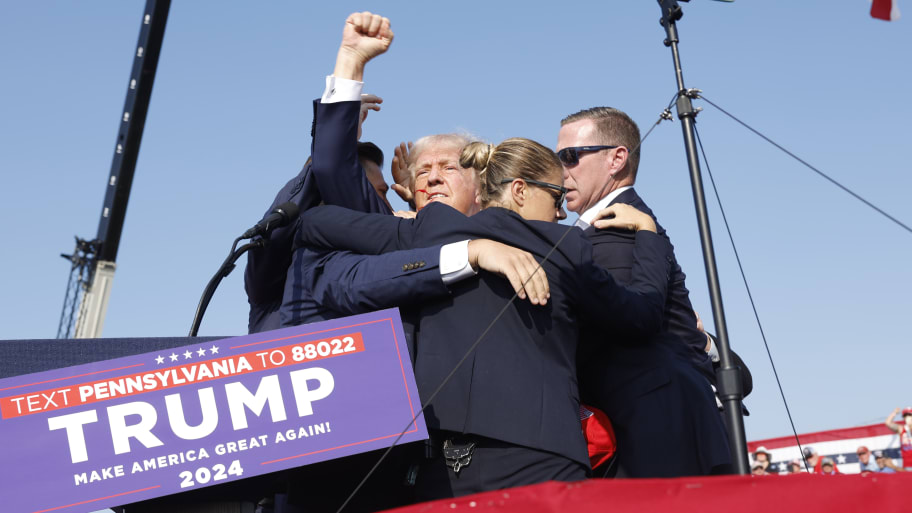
[748,423,902,473]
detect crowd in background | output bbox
[749,407,912,476]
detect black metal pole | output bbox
[657,0,750,475]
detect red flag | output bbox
[871,0,901,20]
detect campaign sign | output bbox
[0,309,426,513]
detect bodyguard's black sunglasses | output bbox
[499,178,568,209]
[556,145,619,166]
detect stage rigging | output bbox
[56,0,171,339]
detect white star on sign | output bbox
[183,350,193,359]
[169,353,179,362]
[836,454,847,464]
[210,345,219,355]
[155,355,164,365]
[197,348,207,357]
[778,462,787,472]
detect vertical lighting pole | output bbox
[656,0,749,474]
[71,0,171,338]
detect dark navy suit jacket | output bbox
[282,246,445,327]
[577,187,731,476]
[582,188,714,381]
[296,202,674,467]
[244,99,390,333]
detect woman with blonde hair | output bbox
[297,137,667,500]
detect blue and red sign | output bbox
[0,309,426,513]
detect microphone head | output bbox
[275,202,300,223]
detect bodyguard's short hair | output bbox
[561,107,641,178]
[357,141,384,168]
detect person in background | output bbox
[874,450,903,473]
[885,407,912,470]
[856,446,879,473]
[801,446,841,473]
[819,457,839,475]
[802,446,820,473]
[358,141,391,210]
[751,462,768,476]
[752,446,772,472]
[787,460,803,474]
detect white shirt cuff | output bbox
[707,336,720,363]
[440,240,477,285]
[321,75,363,103]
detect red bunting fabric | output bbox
[871,0,901,21]
[385,473,912,513]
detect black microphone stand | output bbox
[189,236,263,337]
[656,0,749,475]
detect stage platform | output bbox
[5,338,904,513]
[386,473,911,513]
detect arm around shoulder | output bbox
[297,204,410,255]
[578,228,672,337]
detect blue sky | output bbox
[1,2,910,442]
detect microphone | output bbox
[241,202,300,239]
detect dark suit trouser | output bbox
[414,431,587,502]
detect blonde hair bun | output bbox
[459,141,495,173]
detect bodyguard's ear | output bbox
[608,146,629,177]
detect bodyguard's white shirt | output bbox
[576,186,634,228]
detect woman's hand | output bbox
[590,203,657,233]
[468,239,550,305]
[393,210,417,219]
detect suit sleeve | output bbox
[298,204,411,255]
[298,202,481,256]
[310,99,391,215]
[244,99,389,308]
[299,247,451,315]
[579,230,673,337]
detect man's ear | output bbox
[607,146,629,178]
[510,179,527,207]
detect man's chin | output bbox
[566,201,584,216]
[416,197,450,211]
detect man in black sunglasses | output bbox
[558,107,732,478]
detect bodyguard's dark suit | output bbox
[282,246,445,327]
[244,99,390,333]
[241,100,395,512]
[297,202,674,469]
[577,187,731,477]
